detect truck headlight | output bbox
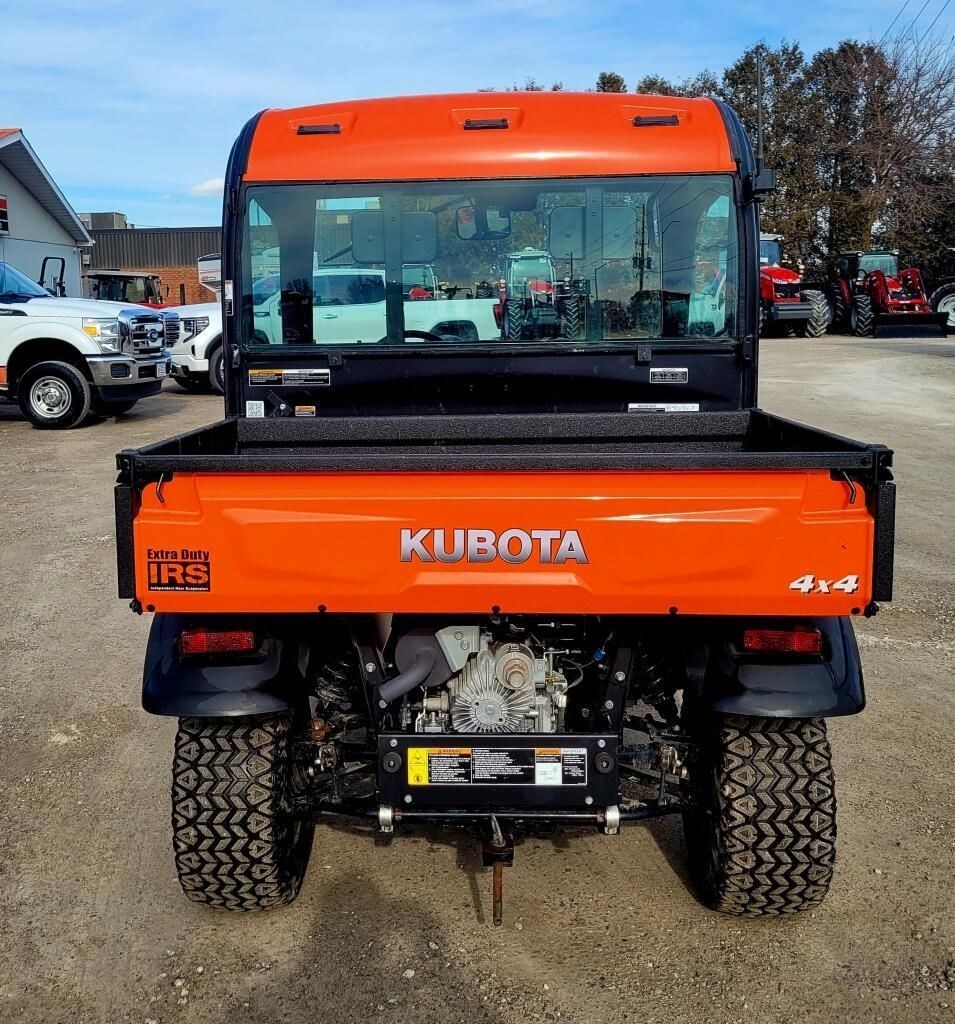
[82,317,121,352]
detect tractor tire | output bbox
[558,295,581,339]
[929,281,955,330]
[851,294,874,337]
[17,360,92,430]
[172,712,314,911]
[829,289,848,331]
[799,290,830,338]
[505,299,524,341]
[683,714,837,916]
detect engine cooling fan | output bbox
[450,661,535,733]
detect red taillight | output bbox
[492,302,503,327]
[742,627,823,655]
[180,628,256,655]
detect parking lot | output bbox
[0,334,952,1024]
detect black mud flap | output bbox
[142,613,293,717]
[705,617,865,718]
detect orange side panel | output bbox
[133,471,874,616]
[245,93,735,183]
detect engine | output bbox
[411,625,576,734]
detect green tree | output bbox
[596,71,627,92]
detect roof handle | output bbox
[632,114,679,127]
[296,123,342,135]
[463,117,509,131]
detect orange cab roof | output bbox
[244,92,737,183]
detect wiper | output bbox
[0,291,38,302]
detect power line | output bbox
[903,0,935,37]
[920,0,952,42]
[880,0,912,42]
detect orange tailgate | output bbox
[132,470,874,616]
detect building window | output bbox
[0,195,8,233]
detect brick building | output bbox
[81,221,221,306]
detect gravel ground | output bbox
[0,335,952,1024]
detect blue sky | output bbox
[4,0,952,227]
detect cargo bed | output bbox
[115,410,894,617]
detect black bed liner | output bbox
[114,410,896,605]
[117,410,892,477]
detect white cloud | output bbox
[189,178,224,197]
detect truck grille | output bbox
[119,310,166,356]
[162,312,180,346]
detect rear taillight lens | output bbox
[493,302,503,327]
[742,627,823,655]
[180,628,256,655]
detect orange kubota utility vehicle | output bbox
[115,93,896,922]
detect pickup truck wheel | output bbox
[682,714,836,916]
[172,712,314,910]
[799,290,830,338]
[207,341,224,394]
[175,377,206,393]
[17,361,92,430]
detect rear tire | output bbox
[929,281,955,329]
[800,289,830,338]
[505,299,524,341]
[558,294,581,339]
[829,287,848,331]
[851,294,874,337]
[17,360,92,430]
[172,712,314,910]
[682,714,837,916]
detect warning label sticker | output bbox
[248,368,330,387]
[407,747,587,787]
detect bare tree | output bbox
[816,31,955,251]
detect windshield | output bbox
[240,175,738,347]
[0,262,47,300]
[858,253,899,277]
[759,238,782,266]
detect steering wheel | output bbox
[376,329,446,343]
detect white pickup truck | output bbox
[0,261,173,429]
[169,265,499,395]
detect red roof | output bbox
[245,92,736,184]
[0,128,22,140]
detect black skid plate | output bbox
[377,733,618,809]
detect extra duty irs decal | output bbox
[147,548,211,591]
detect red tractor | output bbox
[499,248,585,340]
[758,234,829,337]
[829,250,948,337]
